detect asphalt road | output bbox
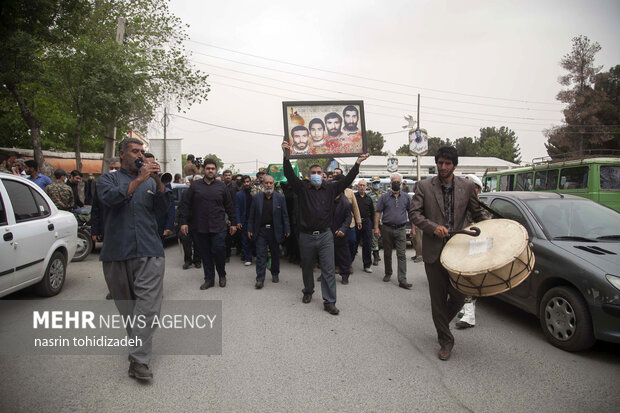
[1,242,619,412]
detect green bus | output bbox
[482,157,620,212]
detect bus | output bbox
[482,156,620,211]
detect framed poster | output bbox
[409,128,428,155]
[282,100,366,159]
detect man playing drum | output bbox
[409,146,487,361]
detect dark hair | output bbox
[54,170,66,179]
[223,169,232,175]
[234,174,242,180]
[342,105,358,117]
[291,125,308,137]
[161,173,172,184]
[308,164,322,173]
[25,159,38,169]
[118,137,143,154]
[174,173,182,181]
[203,158,217,168]
[257,171,265,176]
[108,157,120,164]
[144,152,155,159]
[434,146,459,166]
[242,175,251,182]
[334,167,343,174]
[308,118,325,129]
[70,170,83,177]
[187,154,195,161]
[324,112,342,123]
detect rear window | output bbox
[3,179,50,222]
[600,165,620,190]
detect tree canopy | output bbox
[366,130,387,155]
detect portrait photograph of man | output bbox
[283,101,366,158]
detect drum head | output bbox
[441,219,528,277]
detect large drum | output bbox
[440,219,535,297]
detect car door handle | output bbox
[48,223,55,231]
[3,232,13,241]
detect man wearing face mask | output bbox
[281,140,369,315]
[247,175,290,289]
[368,176,383,266]
[374,173,413,290]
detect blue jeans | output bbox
[194,231,227,283]
[255,227,280,282]
[348,227,357,260]
[240,225,253,262]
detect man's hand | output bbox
[335,230,345,237]
[237,223,243,230]
[284,232,290,238]
[247,232,252,239]
[355,153,370,165]
[180,225,189,236]
[138,161,160,182]
[357,222,362,230]
[434,225,450,238]
[229,225,237,235]
[373,227,381,237]
[162,229,173,237]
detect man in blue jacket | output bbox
[247,175,290,289]
[236,175,254,265]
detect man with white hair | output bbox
[374,172,413,289]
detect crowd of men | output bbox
[2,139,487,379]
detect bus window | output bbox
[516,172,533,190]
[534,169,559,190]
[600,166,620,190]
[560,166,588,190]
[484,176,497,192]
[499,174,514,191]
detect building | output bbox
[0,147,104,175]
[148,138,183,176]
[333,155,518,180]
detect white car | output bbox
[0,173,77,297]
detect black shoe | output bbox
[324,303,340,315]
[438,347,451,361]
[341,276,349,285]
[194,262,201,268]
[128,360,153,380]
[399,282,412,290]
[272,274,279,283]
[302,294,312,304]
[219,277,227,288]
[372,251,380,266]
[105,292,112,300]
[383,274,391,282]
[182,263,191,270]
[255,281,264,289]
[200,281,214,290]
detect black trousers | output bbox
[334,232,351,276]
[181,229,200,265]
[424,260,466,349]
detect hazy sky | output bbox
[155,0,620,172]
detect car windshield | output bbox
[525,198,620,240]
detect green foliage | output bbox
[395,144,409,155]
[478,127,521,163]
[366,130,387,155]
[427,137,451,156]
[545,36,618,157]
[202,153,224,170]
[295,157,331,178]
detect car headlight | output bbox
[605,274,620,291]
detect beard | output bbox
[344,122,358,131]
[294,142,308,150]
[327,128,340,137]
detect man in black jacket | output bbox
[281,140,368,315]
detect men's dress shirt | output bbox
[180,178,235,233]
[30,174,52,190]
[442,181,455,231]
[355,191,374,221]
[376,191,410,226]
[260,195,273,226]
[96,168,170,261]
[283,157,359,231]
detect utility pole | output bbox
[416,94,421,182]
[162,107,168,172]
[102,17,126,173]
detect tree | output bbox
[202,153,224,170]
[454,137,479,157]
[395,144,409,155]
[366,130,387,155]
[592,65,620,151]
[478,126,521,163]
[295,157,331,177]
[427,137,451,156]
[545,36,614,157]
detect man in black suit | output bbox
[247,175,290,289]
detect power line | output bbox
[188,40,562,106]
[191,51,561,112]
[170,113,281,136]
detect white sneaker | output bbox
[363,267,373,273]
[244,261,252,266]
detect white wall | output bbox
[149,138,183,176]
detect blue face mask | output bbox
[310,174,322,186]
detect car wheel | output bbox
[72,230,92,262]
[539,286,595,351]
[34,251,66,297]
